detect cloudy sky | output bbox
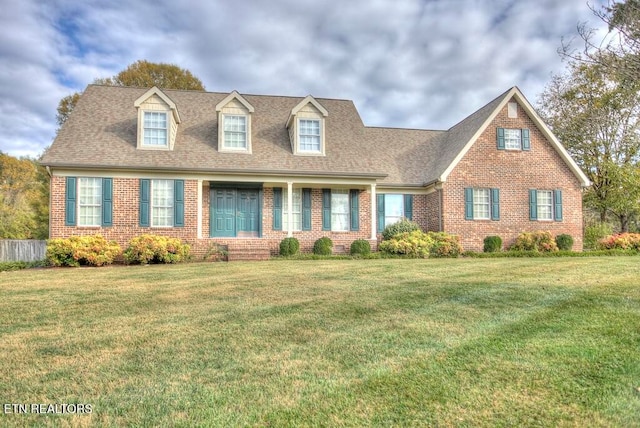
[0,0,609,158]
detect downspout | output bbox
[438,187,443,232]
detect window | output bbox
[151,179,174,227]
[331,189,349,231]
[504,129,521,150]
[473,189,490,220]
[384,194,404,227]
[299,119,321,152]
[283,188,302,231]
[223,115,247,150]
[464,188,500,221]
[143,112,168,147]
[78,177,102,226]
[497,127,530,151]
[536,190,553,221]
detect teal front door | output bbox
[211,188,260,237]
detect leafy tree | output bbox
[57,60,205,127]
[538,59,640,231]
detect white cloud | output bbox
[0,0,611,157]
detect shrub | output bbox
[313,237,333,256]
[382,218,421,241]
[124,235,190,264]
[379,230,434,258]
[279,237,300,256]
[555,234,574,251]
[428,232,463,258]
[597,233,640,251]
[584,223,613,250]
[510,231,558,252]
[46,235,122,267]
[350,239,371,256]
[483,236,502,253]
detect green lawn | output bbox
[0,258,639,427]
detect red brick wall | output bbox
[441,98,584,251]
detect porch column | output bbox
[370,183,377,240]
[287,181,293,238]
[197,179,203,239]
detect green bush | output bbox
[124,234,190,264]
[555,234,574,251]
[279,237,300,256]
[46,235,122,267]
[584,223,613,250]
[313,237,333,256]
[510,231,558,252]
[350,239,371,256]
[483,236,502,253]
[379,230,434,258]
[428,232,463,258]
[382,218,421,241]
[597,233,640,251]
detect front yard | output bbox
[0,258,639,427]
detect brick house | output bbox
[41,85,590,258]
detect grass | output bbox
[0,258,639,427]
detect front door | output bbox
[210,188,260,237]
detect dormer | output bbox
[286,95,328,156]
[216,91,255,153]
[134,87,181,150]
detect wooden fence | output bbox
[0,240,47,262]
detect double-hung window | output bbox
[151,179,174,227]
[497,127,530,151]
[299,119,321,152]
[384,194,405,227]
[143,112,168,147]
[223,115,247,150]
[530,189,563,221]
[78,177,102,226]
[283,188,302,232]
[464,188,500,221]
[536,190,553,220]
[331,189,349,232]
[472,189,490,220]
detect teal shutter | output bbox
[65,177,77,226]
[302,188,312,231]
[273,187,282,230]
[554,189,563,221]
[491,188,500,221]
[464,188,474,220]
[529,189,538,221]
[522,129,531,151]
[174,180,184,227]
[102,178,113,226]
[377,194,385,232]
[497,128,505,150]
[322,189,331,231]
[139,179,150,227]
[350,190,359,231]
[404,194,413,220]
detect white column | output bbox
[287,181,294,238]
[197,179,203,239]
[370,183,377,240]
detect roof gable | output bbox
[215,90,255,113]
[134,86,181,123]
[286,95,328,128]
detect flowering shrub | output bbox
[429,232,463,258]
[598,233,640,250]
[510,231,558,252]
[379,230,433,258]
[47,235,122,267]
[382,219,421,241]
[124,235,190,264]
[584,223,613,250]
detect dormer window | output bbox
[134,87,180,151]
[216,91,254,154]
[143,112,168,147]
[287,95,328,156]
[299,119,321,152]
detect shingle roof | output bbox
[40,85,513,185]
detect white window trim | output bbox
[219,113,251,153]
[504,128,522,150]
[384,194,405,227]
[473,188,490,220]
[78,177,102,227]
[298,118,322,153]
[139,110,170,150]
[537,190,554,221]
[283,188,302,232]
[331,189,350,232]
[151,179,174,228]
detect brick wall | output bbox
[441,98,584,251]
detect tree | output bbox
[538,59,640,231]
[56,60,205,127]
